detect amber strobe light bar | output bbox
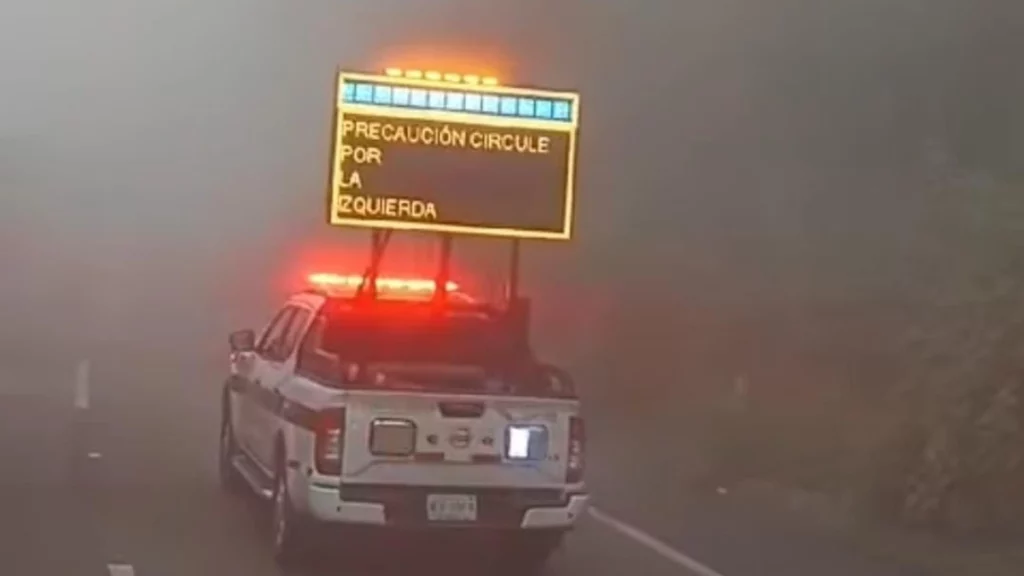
[327,68,580,240]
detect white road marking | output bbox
[589,507,727,576]
[107,564,134,576]
[74,359,91,410]
[88,451,103,459]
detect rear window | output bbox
[296,300,571,396]
[321,306,518,367]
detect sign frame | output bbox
[325,70,580,241]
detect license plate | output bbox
[426,494,478,522]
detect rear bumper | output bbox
[301,482,590,530]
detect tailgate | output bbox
[340,390,577,489]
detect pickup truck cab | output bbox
[219,274,588,570]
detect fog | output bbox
[2,0,1021,375]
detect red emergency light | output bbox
[308,273,459,294]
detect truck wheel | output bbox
[271,455,308,567]
[218,409,245,494]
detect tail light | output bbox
[566,416,585,484]
[314,407,345,475]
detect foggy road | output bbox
[0,353,705,576]
[3,1,1019,574]
[0,351,926,576]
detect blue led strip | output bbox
[342,81,575,123]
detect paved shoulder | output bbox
[587,424,930,576]
[0,361,108,576]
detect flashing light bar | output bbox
[342,80,574,122]
[308,273,459,293]
[384,67,499,86]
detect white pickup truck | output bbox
[218,274,588,570]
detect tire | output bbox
[271,452,309,567]
[218,405,245,494]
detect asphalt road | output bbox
[0,350,925,576]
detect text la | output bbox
[338,170,362,189]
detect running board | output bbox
[231,454,273,500]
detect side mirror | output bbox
[229,329,256,353]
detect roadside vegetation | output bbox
[586,167,1024,574]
